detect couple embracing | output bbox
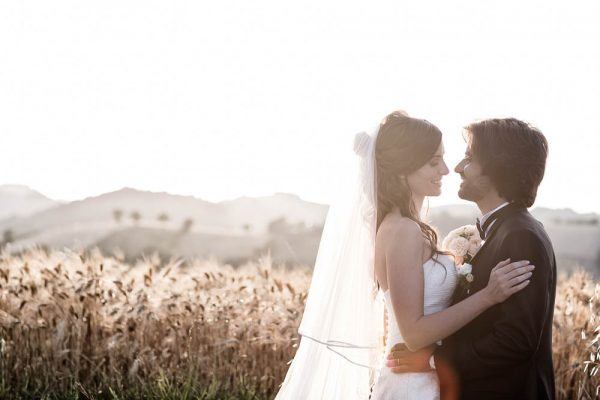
[276,111,556,400]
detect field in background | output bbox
[0,248,598,399]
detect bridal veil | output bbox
[275,124,385,399]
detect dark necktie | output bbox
[476,218,485,240]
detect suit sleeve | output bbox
[433,229,553,379]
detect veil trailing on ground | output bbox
[275,125,385,400]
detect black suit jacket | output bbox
[434,204,556,400]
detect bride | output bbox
[275,111,533,400]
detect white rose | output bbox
[458,263,472,275]
[449,237,469,257]
[443,225,480,253]
[468,240,480,256]
[462,263,473,274]
[443,227,463,247]
[463,225,479,238]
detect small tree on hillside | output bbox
[113,209,123,224]
[181,218,194,234]
[158,213,169,226]
[131,211,141,225]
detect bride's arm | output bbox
[386,220,533,352]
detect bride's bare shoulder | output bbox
[376,215,422,246]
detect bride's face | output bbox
[406,142,449,197]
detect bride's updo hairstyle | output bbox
[375,111,443,257]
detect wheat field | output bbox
[0,248,598,399]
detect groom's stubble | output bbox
[457,173,492,203]
[454,150,496,205]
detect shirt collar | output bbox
[480,201,510,228]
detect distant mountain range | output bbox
[0,185,326,235]
[0,185,328,265]
[0,185,598,275]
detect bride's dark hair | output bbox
[375,111,443,258]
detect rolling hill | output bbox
[0,184,60,221]
[0,187,597,275]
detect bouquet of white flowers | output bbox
[442,225,482,292]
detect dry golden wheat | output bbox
[0,247,597,399]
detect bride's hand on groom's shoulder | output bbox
[483,258,535,306]
[386,343,435,373]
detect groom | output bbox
[387,118,556,399]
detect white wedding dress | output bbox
[276,125,457,400]
[371,253,457,400]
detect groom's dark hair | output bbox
[465,118,548,208]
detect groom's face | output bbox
[454,145,492,202]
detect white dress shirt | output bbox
[479,201,510,238]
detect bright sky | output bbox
[1,1,599,213]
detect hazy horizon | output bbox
[1,183,598,217]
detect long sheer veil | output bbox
[275,125,385,399]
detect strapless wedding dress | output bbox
[371,254,457,400]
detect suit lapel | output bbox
[470,219,502,266]
[451,204,527,302]
[470,203,523,266]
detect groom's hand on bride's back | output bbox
[386,343,434,373]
